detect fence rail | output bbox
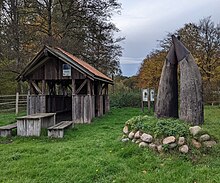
[0,93,27,114]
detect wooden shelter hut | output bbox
[16,46,113,124]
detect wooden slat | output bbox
[0,123,17,130]
[56,121,73,129]
[80,96,84,123]
[17,113,56,120]
[48,121,73,130]
[72,79,75,95]
[84,96,89,123]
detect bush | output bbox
[125,115,189,138]
[125,115,157,134]
[154,119,189,138]
[110,91,141,108]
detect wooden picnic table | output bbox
[17,113,56,136]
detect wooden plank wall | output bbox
[31,58,86,81]
[96,95,103,117]
[104,95,110,113]
[72,95,95,124]
[27,95,46,115]
[17,119,41,136]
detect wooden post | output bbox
[29,80,34,94]
[42,80,46,95]
[148,91,151,112]
[141,89,144,112]
[105,84,108,95]
[72,79,75,122]
[72,79,75,95]
[16,92,19,115]
[87,79,91,95]
[91,81,94,95]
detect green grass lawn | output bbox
[0,107,220,183]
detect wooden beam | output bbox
[72,79,75,95]
[75,79,87,94]
[31,81,42,94]
[87,79,91,95]
[42,80,46,94]
[97,82,103,95]
[105,84,108,95]
[91,81,94,95]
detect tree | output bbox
[0,0,41,71]
[137,50,165,91]
[56,0,123,75]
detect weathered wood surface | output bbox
[179,54,204,124]
[155,55,178,118]
[31,59,86,81]
[72,95,94,124]
[27,95,46,115]
[17,113,56,119]
[104,95,110,113]
[17,113,56,136]
[17,119,41,136]
[96,95,103,117]
[0,123,17,137]
[171,36,204,125]
[48,121,73,138]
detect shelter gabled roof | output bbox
[17,46,113,84]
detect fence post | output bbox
[16,92,19,115]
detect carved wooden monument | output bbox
[156,36,204,125]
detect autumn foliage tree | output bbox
[137,50,165,91]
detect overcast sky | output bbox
[112,0,220,76]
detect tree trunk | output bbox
[47,0,53,46]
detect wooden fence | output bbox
[0,93,27,114]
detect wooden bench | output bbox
[17,113,56,136]
[0,123,17,137]
[48,121,74,138]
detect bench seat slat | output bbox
[54,121,73,129]
[48,121,73,130]
[48,121,73,138]
[0,123,17,130]
[0,123,17,137]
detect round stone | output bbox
[179,145,189,153]
[163,136,176,144]
[141,133,153,143]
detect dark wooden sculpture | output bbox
[155,44,178,118]
[172,36,204,124]
[156,36,204,125]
